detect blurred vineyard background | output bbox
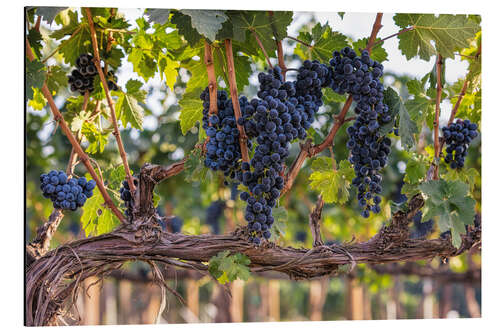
[25,8,481,324]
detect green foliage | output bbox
[308,158,355,204]
[115,79,146,130]
[179,10,228,42]
[27,29,43,59]
[383,87,418,150]
[26,59,46,100]
[184,146,214,184]
[294,22,348,63]
[179,91,204,135]
[394,14,480,60]
[81,122,110,154]
[352,37,388,63]
[36,6,68,25]
[145,8,171,25]
[419,180,476,248]
[208,251,251,284]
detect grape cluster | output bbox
[201,88,249,180]
[410,211,434,239]
[119,178,138,217]
[293,60,333,133]
[40,170,95,210]
[442,119,478,169]
[106,70,119,91]
[68,54,98,95]
[329,47,393,218]
[205,200,225,234]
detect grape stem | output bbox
[250,29,273,68]
[85,8,136,194]
[204,41,219,118]
[282,13,383,196]
[268,11,287,79]
[432,54,443,180]
[26,37,126,223]
[224,39,250,163]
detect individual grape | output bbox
[40,170,92,211]
[442,119,479,169]
[329,47,393,218]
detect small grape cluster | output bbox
[119,178,138,217]
[40,170,95,210]
[201,88,249,181]
[329,47,393,218]
[442,119,478,169]
[206,200,226,234]
[68,54,98,95]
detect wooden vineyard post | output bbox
[83,276,101,325]
[118,280,133,324]
[230,280,245,322]
[363,285,372,320]
[422,278,434,319]
[143,284,163,323]
[345,276,364,320]
[268,280,280,321]
[103,280,118,325]
[309,278,328,321]
[186,279,200,319]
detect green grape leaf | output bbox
[442,167,479,193]
[338,12,345,19]
[393,14,480,60]
[179,10,228,42]
[269,206,287,242]
[404,157,427,184]
[229,11,292,55]
[80,191,120,237]
[171,11,202,45]
[178,90,204,135]
[145,8,171,25]
[401,182,420,198]
[352,37,388,63]
[46,65,68,95]
[208,251,251,285]
[294,22,349,63]
[114,79,146,130]
[27,29,43,59]
[309,158,355,204]
[419,179,476,248]
[26,59,46,100]
[81,122,110,154]
[28,88,47,110]
[36,6,68,25]
[383,87,417,150]
[158,54,180,91]
[127,48,156,82]
[184,146,214,184]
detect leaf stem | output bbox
[250,30,273,68]
[85,8,135,193]
[26,37,125,222]
[224,39,250,163]
[371,25,415,48]
[286,35,312,48]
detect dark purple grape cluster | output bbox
[40,170,95,210]
[119,178,138,217]
[206,200,225,234]
[329,47,393,218]
[201,88,250,181]
[442,119,478,169]
[68,54,98,95]
[293,60,333,133]
[410,211,434,239]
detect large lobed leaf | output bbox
[383,87,418,150]
[419,179,476,248]
[394,14,480,60]
[308,158,355,204]
[294,22,349,63]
